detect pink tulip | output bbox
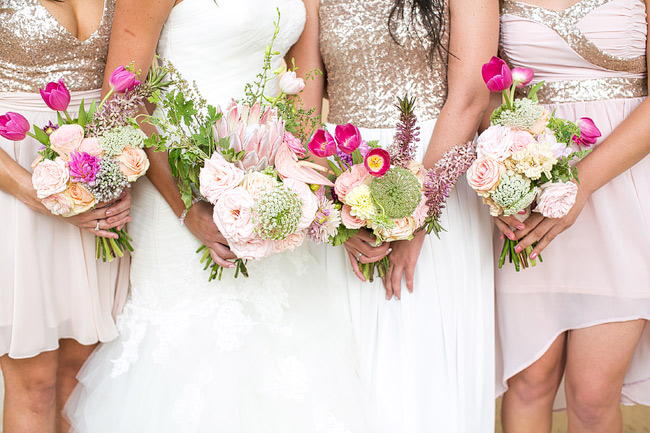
[334,123,362,154]
[511,67,534,87]
[481,57,513,92]
[364,148,391,177]
[39,79,71,112]
[308,129,337,158]
[572,117,601,147]
[0,112,30,141]
[108,66,141,93]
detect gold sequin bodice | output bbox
[320,0,449,128]
[0,0,114,93]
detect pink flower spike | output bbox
[39,79,71,112]
[109,65,141,93]
[364,148,391,177]
[481,57,513,92]
[307,129,337,158]
[572,117,601,147]
[0,112,30,141]
[334,123,362,154]
[511,67,534,87]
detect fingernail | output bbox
[106,210,113,216]
[515,245,522,253]
[499,234,504,240]
[507,233,516,240]
[387,248,393,254]
[517,224,525,230]
[530,252,538,259]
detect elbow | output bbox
[443,89,491,124]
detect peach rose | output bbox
[64,182,96,216]
[32,157,69,199]
[199,152,244,203]
[79,137,103,157]
[534,181,578,219]
[272,231,306,253]
[283,178,318,230]
[229,237,274,261]
[466,157,504,196]
[334,164,370,201]
[42,192,73,216]
[340,204,365,229]
[117,147,150,182]
[373,217,417,242]
[49,124,84,158]
[213,186,255,243]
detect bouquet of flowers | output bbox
[468,57,601,271]
[0,65,166,261]
[309,97,476,281]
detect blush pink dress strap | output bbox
[497,0,650,408]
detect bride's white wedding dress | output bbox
[66,1,368,432]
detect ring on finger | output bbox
[355,251,364,262]
[94,220,101,231]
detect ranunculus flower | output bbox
[0,112,30,141]
[273,231,306,253]
[334,163,370,201]
[534,181,578,218]
[364,148,390,177]
[42,192,73,216]
[511,67,534,87]
[117,147,149,182]
[68,151,100,184]
[79,137,103,157]
[283,178,319,230]
[278,71,305,95]
[572,117,601,147]
[49,124,84,158]
[108,65,141,93]
[482,57,513,92]
[64,182,96,216]
[39,79,71,111]
[340,204,365,229]
[199,153,245,203]
[335,123,362,154]
[466,157,504,195]
[476,125,514,161]
[230,237,274,260]
[213,186,256,244]
[32,157,69,199]
[283,131,306,157]
[307,129,337,158]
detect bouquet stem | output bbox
[359,256,390,282]
[196,245,248,281]
[497,238,542,272]
[95,228,134,262]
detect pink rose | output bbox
[230,237,274,261]
[283,131,306,157]
[199,153,245,203]
[41,192,73,216]
[283,178,318,230]
[412,194,429,227]
[334,164,369,201]
[510,131,534,153]
[117,147,150,182]
[32,157,69,199]
[340,204,365,229]
[476,126,514,161]
[534,181,578,219]
[213,187,255,244]
[49,124,84,158]
[79,137,103,157]
[273,231,306,253]
[466,157,503,195]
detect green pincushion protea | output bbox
[369,167,421,219]
[254,185,303,240]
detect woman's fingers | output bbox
[105,216,132,230]
[513,213,545,239]
[499,215,526,231]
[495,218,516,241]
[529,225,562,259]
[383,264,394,300]
[390,265,403,300]
[405,263,415,294]
[347,251,366,281]
[355,229,378,245]
[83,227,118,239]
[515,219,554,254]
[104,193,132,218]
[209,245,236,269]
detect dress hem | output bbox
[1,333,118,360]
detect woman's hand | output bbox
[67,190,133,238]
[343,230,392,281]
[383,230,426,300]
[494,214,526,241]
[183,200,237,268]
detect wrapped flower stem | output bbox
[498,238,541,271]
[95,228,134,262]
[197,245,249,281]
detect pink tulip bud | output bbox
[0,112,30,141]
[109,65,141,93]
[572,117,601,147]
[335,123,362,154]
[278,71,305,95]
[481,57,513,92]
[39,79,71,112]
[364,148,391,177]
[308,129,337,158]
[511,67,534,87]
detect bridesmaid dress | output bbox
[319,1,495,432]
[0,0,129,360]
[497,0,650,407]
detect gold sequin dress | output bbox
[0,0,129,359]
[497,0,650,408]
[319,1,495,432]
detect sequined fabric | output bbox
[0,0,114,92]
[320,0,449,128]
[526,76,647,103]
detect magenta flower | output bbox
[308,129,337,158]
[511,67,534,88]
[364,148,391,177]
[68,151,100,184]
[572,117,601,147]
[335,123,362,154]
[39,79,71,112]
[0,112,30,141]
[482,57,513,92]
[109,66,141,93]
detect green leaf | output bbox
[77,99,87,126]
[329,226,358,247]
[527,81,545,102]
[351,149,364,165]
[32,125,50,146]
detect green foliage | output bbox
[538,149,591,184]
[329,225,358,247]
[547,116,580,144]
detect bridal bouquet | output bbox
[311,97,476,281]
[470,57,601,271]
[0,65,165,261]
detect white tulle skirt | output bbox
[66,178,370,433]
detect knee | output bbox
[18,371,57,413]
[507,363,562,404]
[567,380,619,427]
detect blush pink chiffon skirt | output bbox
[0,90,130,359]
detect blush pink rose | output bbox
[64,183,96,216]
[510,131,534,153]
[78,137,103,157]
[49,124,84,158]
[272,231,306,253]
[334,164,370,201]
[340,204,365,229]
[199,153,245,203]
[213,186,255,244]
[534,181,578,219]
[476,125,514,161]
[117,147,150,182]
[230,237,274,260]
[32,157,69,199]
[412,194,429,227]
[41,192,74,216]
[466,157,503,195]
[283,178,318,230]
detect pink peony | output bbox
[534,181,578,219]
[340,204,365,229]
[283,178,319,230]
[278,71,305,95]
[230,237,274,260]
[79,137,103,156]
[466,157,503,195]
[199,153,245,203]
[117,147,150,182]
[283,131,306,157]
[41,192,73,216]
[538,130,572,159]
[32,157,69,199]
[49,124,84,158]
[334,163,370,201]
[476,125,514,161]
[272,231,306,253]
[510,130,535,153]
[213,186,256,244]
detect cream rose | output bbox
[64,183,96,216]
[373,217,417,242]
[529,108,551,135]
[340,204,365,229]
[199,153,245,203]
[42,192,73,216]
[241,171,278,200]
[49,124,84,158]
[229,238,274,260]
[510,131,535,153]
[466,157,504,196]
[534,181,578,219]
[273,231,306,253]
[32,157,69,199]
[117,147,150,182]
